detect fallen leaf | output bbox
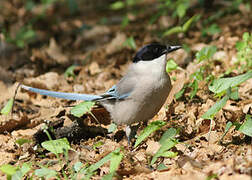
[45,38,68,64]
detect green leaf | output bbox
[202,24,221,36]
[122,36,136,50]
[201,95,229,120]
[220,121,233,142]
[163,26,183,37]
[70,101,95,118]
[73,162,83,173]
[102,173,114,180]
[150,128,178,165]
[0,164,18,176]
[64,65,77,78]
[21,163,31,174]
[14,26,36,48]
[12,163,32,180]
[157,163,168,171]
[121,15,129,28]
[229,87,239,100]
[238,114,252,137]
[1,98,14,115]
[159,151,178,158]
[134,121,166,148]
[209,71,252,94]
[159,128,177,145]
[35,167,58,179]
[196,46,217,62]
[126,0,137,6]
[189,80,198,99]
[182,14,200,32]
[15,138,32,146]
[243,32,250,41]
[83,148,121,175]
[108,123,117,133]
[206,173,218,180]
[93,141,104,150]
[109,151,123,173]
[236,41,246,51]
[41,138,70,155]
[224,121,233,134]
[175,87,185,100]
[151,139,178,165]
[166,59,178,73]
[12,170,23,180]
[177,3,187,18]
[110,1,125,10]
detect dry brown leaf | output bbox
[45,38,68,64]
[0,152,14,166]
[89,61,101,75]
[23,72,60,90]
[145,140,160,155]
[105,33,126,55]
[165,71,186,105]
[0,115,30,133]
[11,128,37,138]
[83,26,110,39]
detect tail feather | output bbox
[21,85,101,101]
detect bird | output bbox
[21,43,181,143]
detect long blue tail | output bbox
[21,85,102,101]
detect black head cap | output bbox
[133,43,181,63]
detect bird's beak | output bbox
[167,45,181,53]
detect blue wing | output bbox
[100,85,131,100]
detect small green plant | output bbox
[236,32,252,72]
[80,147,124,179]
[0,98,14,115]
[122,36,136,50]
[110,0,142,28]
[1,163,32,180]
[175,46,217,100]
[163,15,200,37]
[202,23,221,37]
[70,101,96,118]
[149,0,192,24]
[3,25,36,48]
[64,65,78,79]
[108,123,117,133]
[202,71,252,141]
[195,46,217,62]
[151,128,179,165]
[220,114,252,144]
[15,138,32,146]
[134,120,166,148]
[203,71,252,120]
[166,59,179,73]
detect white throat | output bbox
[133,54,167,76]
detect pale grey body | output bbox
[101,54,171,125]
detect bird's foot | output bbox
[125,124,140,146]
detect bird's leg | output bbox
[125,124,140,146]
[125,125,133,145]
